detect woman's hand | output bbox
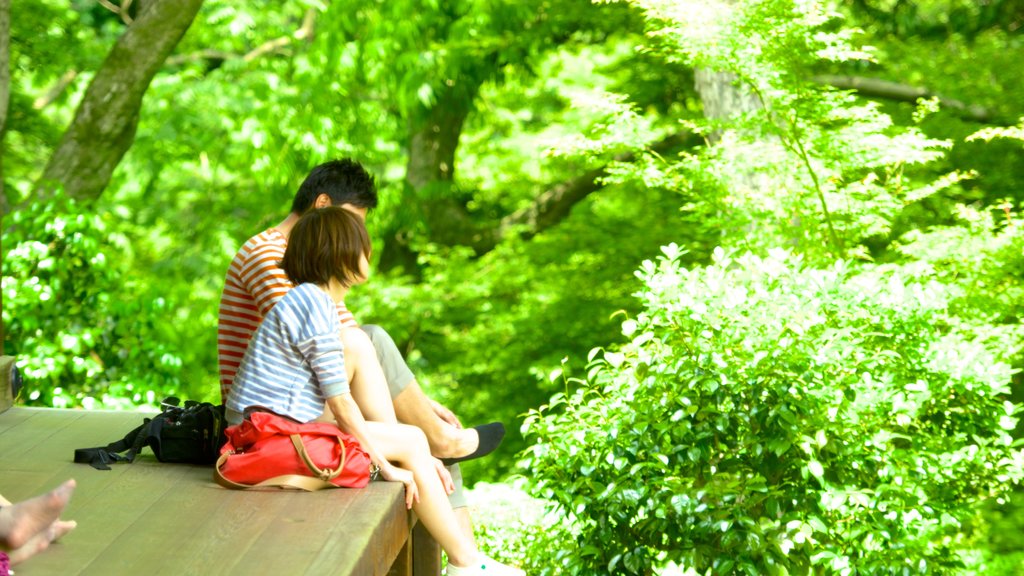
[379,463,418,509]
[433,458,455,494]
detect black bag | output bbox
[74,397,227,470]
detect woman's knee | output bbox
[375,423,432,464]
[398,422,429,447]
[340,326,376,358]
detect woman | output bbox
[225,206,523,576]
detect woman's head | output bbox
[280,206,371,288]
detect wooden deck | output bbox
[0,390,440,575]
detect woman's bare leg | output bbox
[322,328,481,546]
[316,327,398,424]
[364,422,480,566]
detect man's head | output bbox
[280,206,371,288]
[291,159,378,217]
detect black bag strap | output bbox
[73,417,157,470]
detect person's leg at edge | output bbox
[0,480,75,550]
[447,464,477,547]
[361,325,479,459]
[364,422,519,575]
[4,518,76,565]
[338,327,398,424]
[328,326,478,544]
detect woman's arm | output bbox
[324,393,419,508]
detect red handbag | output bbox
[214,411,372,491]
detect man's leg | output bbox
[447,463,477,547]
[361,325,478,458]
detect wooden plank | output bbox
[80,475,298,575]
[388,528,413,576]
[0,409,74,458]
[0,400,36,434]
[0,410,150,503]
[302,483,411,576]
[146,483,304,576]
[26,458,208,574]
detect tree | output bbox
[33,0,203,204]
[3,1,1023,507]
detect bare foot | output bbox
[7,518,77,566]
[49,519,77,542]
[0,479,76,550]
[437,423,505,466]
[432,426,480,460]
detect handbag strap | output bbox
[213,435,349,491]
[289,434,347,481]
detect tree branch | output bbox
[97,0,134,26]
[32,69,79,110]
[165,9,318,68]
[164,49,236,67]
[31,0,204,204]
[468,131,701,254]
[243,8,316,62]
[816,74,1009,125]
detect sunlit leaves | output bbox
[521,248,1023,574]
[2,193,197,408]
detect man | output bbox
[217,159,504,538]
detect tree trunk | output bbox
[0,0,9,217]
[378,85,480,274]
[1,0,10,355]
[405,87,478,245]
[693,68,763,144]
[33,0,204,203]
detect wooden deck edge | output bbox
[0,352,443,576]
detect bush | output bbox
[2,194,197,408]
[521,246,1024,575]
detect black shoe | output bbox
[439,422,506,466]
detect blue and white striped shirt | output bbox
[226,283,349,423]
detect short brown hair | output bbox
[280,206,371,288]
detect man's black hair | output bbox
[291,158,379,214]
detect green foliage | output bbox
[462,480,550,570]
[592,0,960,263]
[523,247,1024,574]
[845,0,1024,39]
[5,6,1024,573]
[2,193,207,408]
[511,0,1024,571]
[349,177,703,481]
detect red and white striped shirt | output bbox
[217,228,356,402]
